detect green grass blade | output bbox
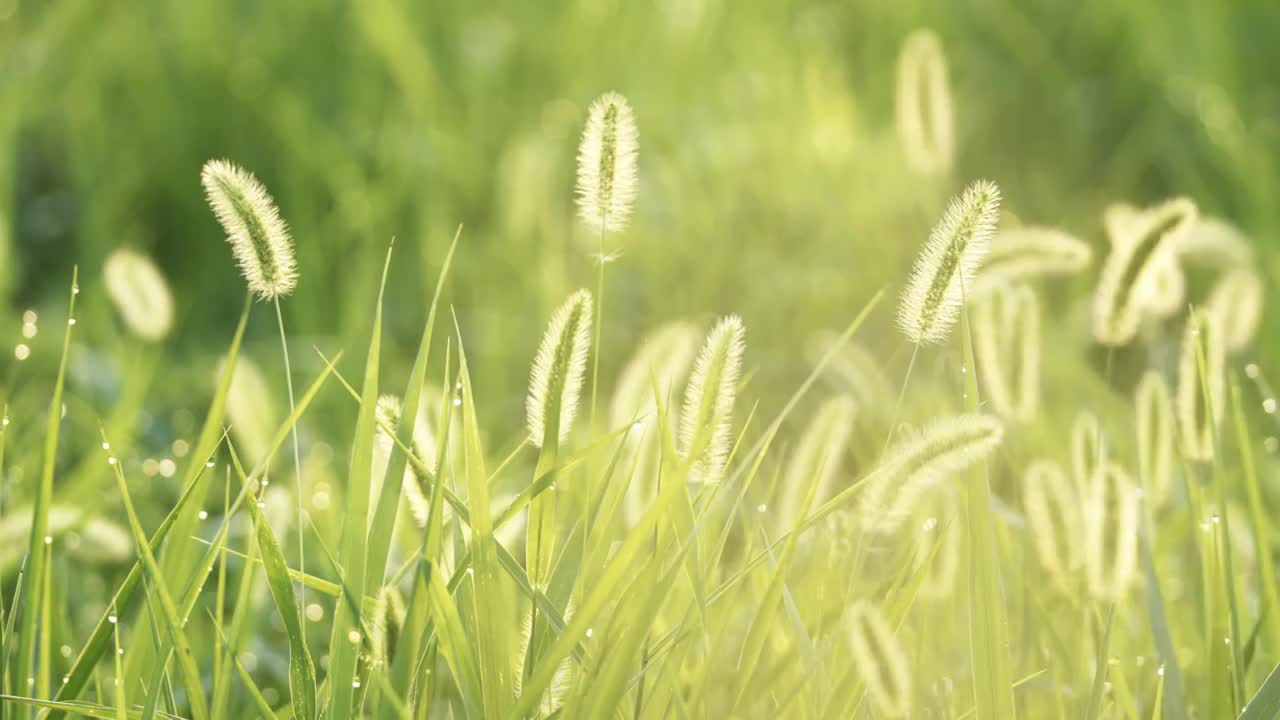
[105,433,209,720]
[1240,663,1280,719]
[327,247,392,719]
[424,559,484,718]
[16,267,77,699]
[959,302,1016,720]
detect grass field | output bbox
[3,0,1280,718]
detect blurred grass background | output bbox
[2,0,1279,472]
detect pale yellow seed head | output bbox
[526,290,593,448]
[201,159,297,301]
[679,315,746,484]
[103,248,174,341]
[575,92,639,233]
[895,28,953,177]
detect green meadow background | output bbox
[4,0,1280,717]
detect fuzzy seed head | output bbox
[861,413,1004,532]
[973,226,1092,296]
[1177,308,1226,461]
[576,92,638,233]
[778,395,857,524]
[679,315,746,484]
[1135,371,1175,507]
[103,248,175,341]
[610,321,701,431]
[201,159,297,300]
[527,290,593,448]
[972,283,1040,422]
[898,180,1001,344]
[1084,462,1141,600]
[1093,197,1197,345]
[895,28,953,177]
[1070,410,1106,496]
[808,334,891,411]
[846,601,912,718]
[1207,267,1263,353]
[1023,459,1084,592]
[1177,217,1255,268]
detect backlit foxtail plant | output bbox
[1023,459,1084,592]
[1177,216,1255,268]
[1135,371,1175,508]
[808,334,891,412]
[1084,462,1141,600]
[915,492,961,599]
[610,321,700,523]
[895,28,953,177]
[514,599,575,717]
[776,395,856,527]
[526,289,593,588]
[972,283,1040,422]
[1093,197,1197,345]
[201,159,297,301]
[860,413,1004,532]
[679,315,746,485]
[897,180,1001,345]
[371,394,440,529]
[103,248,174,341]
[1070,410,1106,497]
[576,92,638,427]
[368,586,406,668]
[220,354,277,469]
[202,158,308,618]
[1177,307,1226,461]
[1207,267,1263,353]
[847,600,912,718]
[972,226,1092,295]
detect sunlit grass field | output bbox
[4,1,1280,718]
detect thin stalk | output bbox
[274,296,307,648]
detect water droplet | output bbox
[198,511,209,520]
[348,630,361,644]
[306,604,324,622]
[586,628,594,638]
[2,417,8,426]
[757,504,767,513]
[1264,398,1277,414]
[102,441,111,450]
[466,568,475,576]
[108,615,118,624]
[107,457,117,465]
[67,318,76,326]
[206,460,215,468]
[14,344,30,361]
[1247,364,1261,379]
[44,535,52,545]
[453,398,462,407]
[118,648,124,655]
[1157,665,1166,677]
[353,680,361,688]
[60,645,72,658]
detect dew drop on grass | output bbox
[44,535,52,545]
[68,318,76,325]
[1247,363,1261,378]
[102,441,110,450]
[586,628,594,638]
[757,504,767,513]
[198,511,208,520]
[1265,398,1277,414]
[108,614,118,624]
[353,680,361,688]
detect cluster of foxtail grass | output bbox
[4,38,1280,720]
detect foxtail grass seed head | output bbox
[1023,459,1084,592]
[220,354,277,469]
[612,321,701,524]
[1207,267,1263,353]
[846,601,912,718]
[1177,308,1226,461]
[1177,216,1255,268]
[777,395,856,523]
[1085,462,1141,600]
[1135,371,1175,507]
[201,159,297,300]
[527,289,593,448]
[514,601,575,717]
[575,92,638,233]
[973,226,1092,295]
[679,315,746,484]
[915,492,961,599]
[972,284,1040,422]
[1070,410,1106,496]
[861,413,1004,532]
[807,334,891,411]
[895,29,953,177]
[610,321,701,431]
[369,586,406,666]
[898,180,1001,344]
[1093,197,1197,345]
[102,248,175,341]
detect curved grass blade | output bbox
[16,268,77,699]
